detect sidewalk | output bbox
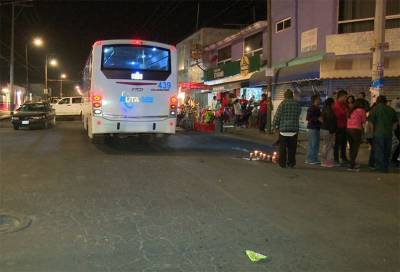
[222,126,308,151]
[0,110,11,120]
[219,126,387,170]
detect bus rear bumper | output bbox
[91,116,176,135]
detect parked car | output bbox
[49,97,60,104]
[11,102,56,130]
[51,96,84,116]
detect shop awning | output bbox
[274,61,320,84]
[249,54,324,86]
[249,69,268,87]
[203,71,255,86]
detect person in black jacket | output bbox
[320,98,337,167]
[357,92,370,112]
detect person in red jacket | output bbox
[258,93,268,133]
[333,89,349,165]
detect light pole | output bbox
[371,0,387,102]
[25,37,43,95]
[9,2,15,112]
[266,0,273,134]
[75,85,82,96]
[45,56,58,99]
[60,73,67,97]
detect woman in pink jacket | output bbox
[346,98,367,171]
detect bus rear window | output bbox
[102,45,170,72]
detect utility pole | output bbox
[266,0,273,133]
[196,2,200,30]
[60,80,63,98]
[45,55,48,91]
[371,0,387,101]
[9,2,15,112]
[25,43,29,94]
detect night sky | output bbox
[0,0,266,96]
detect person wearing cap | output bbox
[272,89,301,168]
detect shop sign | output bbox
[204,55,260,82]
[301,28,318,53]
[240,55,250,76]
[179,82,210,89]
[265,68,274,77]
[213,68,224,79]
[191,43,203,61]
[212,82,241,92]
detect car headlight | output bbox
[11,117,19,120]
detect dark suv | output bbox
[11,102,56,130]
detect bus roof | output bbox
[92,39,176,51]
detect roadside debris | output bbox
[245,250,268,262]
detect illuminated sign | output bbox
[125,96,140,103]
[131,72,143,80]
[120,90,154,109]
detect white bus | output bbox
[82,39,178,143]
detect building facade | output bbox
[256,0,399,129]
[202,21,268,105]
[196,0,399,130]
[266,0,400,104]
[176,27,238,106]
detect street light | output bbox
[49,59,58,67]
[45,56,58,99]
[32,37,43,47]
[75,85,82,96]
[60,73,67,97]
[25,36,44,93]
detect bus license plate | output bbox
[22,120,29,125]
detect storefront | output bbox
[320,52,400,101]
[0,84,26,112]
[248,54,327,130]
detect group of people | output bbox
[273,89,399,173]
[211,93,273,131]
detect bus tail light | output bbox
[93,102,102,108]
[92,95,102,115]
[170,96,178,106]
[169,96,177,117]
[93,95,102,102]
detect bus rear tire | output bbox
[91,134,105,144]
[157,134,170,144]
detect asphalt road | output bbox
[0,120,398,272]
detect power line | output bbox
[201,0,242,27]
[146,2,183,38]
[0,0,33,7]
